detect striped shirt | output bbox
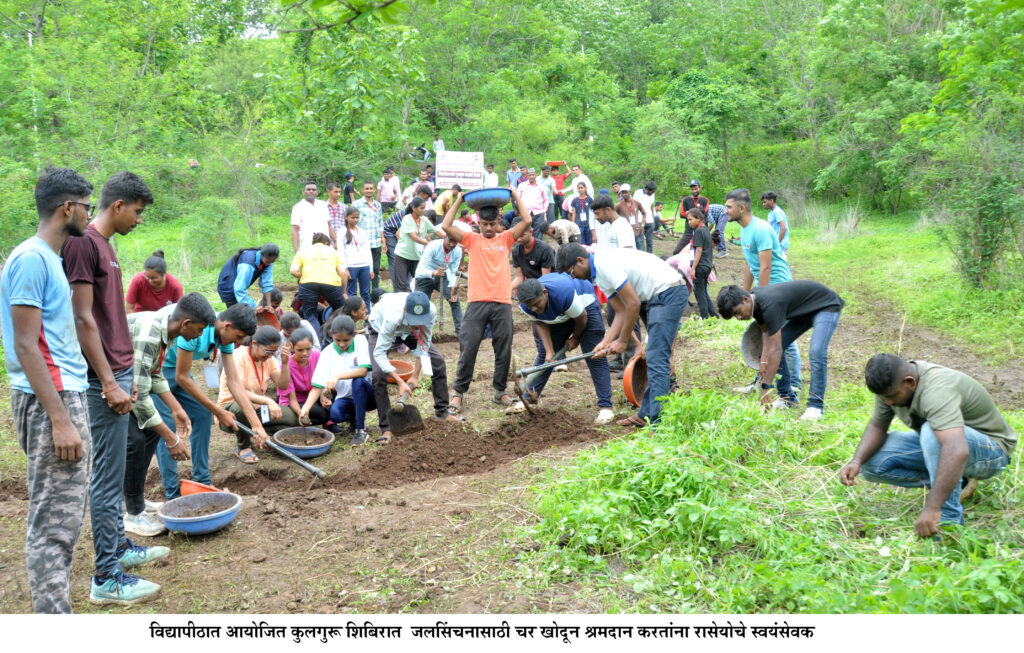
[128,304,175,430]
[382,210,404,239]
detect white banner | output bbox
[436,150,485,190]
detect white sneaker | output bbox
[771,398,795,411]
[553,364,568,373]
[799,407,823,421]
[505,400,527,414]
[733,382,758,394]
[144,499,164,514]
[594,408,615,425]
[124,512,167,537]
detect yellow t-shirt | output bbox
[291,242,345,286]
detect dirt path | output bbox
[1,236,1022,613]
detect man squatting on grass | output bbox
[840,354,1016,537]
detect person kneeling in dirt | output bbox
[839,354,1016,538]
[367,291,459,444]
[154,302,266,501]
[298,316,375,446]
[716,280,843,420]
[558,243,688,429]
[216,325,295,463]
[515,276,614,424]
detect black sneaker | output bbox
[350,429,369,446]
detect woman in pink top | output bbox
[124,250,184,313]
[277,328,330,426]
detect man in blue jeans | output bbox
[154,303,265,500]
[840,354,1016,537]
[717,280,843,420]
[558,243,688,428]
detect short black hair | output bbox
[341,296,365,316]
[865,353,907,395]
[724,188,752,210]
[416,184,432,197]
[144,250,167,275]
[370,287,387,306]
[556,243,588,273]
[645,181,657,193]
[253,325,281,347]
[312,232,332,246]
[99,171,153,210]
[35,167,93,219]
[260,243,280,260]
[220,303,257,336]
[174,292,217,326]
[450,184,462,192]
[289,327,316,346]
[268,288,283,304]
[517,279,544,303]
[761,191,778,202]
[330,314,356,336]
[715,285,749,319]
[591,194,614,211]
[327,181,342,191]
[280,311,302,331]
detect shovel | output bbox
[235,423,326,479]
[513,347,595,414]
[387,390,424,435]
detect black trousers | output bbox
[693,265,719,318]
[124,414,162,516]
[392,255,418,292]
[298,282,345,338]
[453,302,514,395]
[366,331,450,431]
[370,247,382,290]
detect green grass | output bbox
[529,383,1024,613]
[793,211,1024,364]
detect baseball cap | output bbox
[689,179,701,187]
[619,183,631,193]
[404,291,432,326]
[344,171,354,179]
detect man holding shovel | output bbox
[515,275,614,424]
[367,291,459,444]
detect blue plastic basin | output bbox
[463,187,512,211]
[273,427,335,459]
[158,492,242,535]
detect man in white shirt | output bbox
[483,163,500,187]
[433,135,445,153]
[366,291,458,443]
[593,194,635,251]
[291,181,335,253]
[633,182,657,253]
[568,164,594,198]
[559,243,688,429]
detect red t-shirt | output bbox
[61,223,135,375]
[552,172,570,193]
[461,230,516,304]
[125,272,184,312]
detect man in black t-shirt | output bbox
[510,228,555,295]
[717,280,844,420]
[674,179,710,252]
[342,173,356,204]
[686,209,718,319]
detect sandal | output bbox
[374,432,393,445]
[493,393,515,407]
[617,414,647,428]
[236,447,259,464]
[448,393,463,415]
[443,414,465,423]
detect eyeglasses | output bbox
[60,200,97,216]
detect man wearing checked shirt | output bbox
[353,181,384,289]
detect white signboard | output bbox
[435,150,485,190]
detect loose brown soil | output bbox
[171,503,235,519]
[276,429,333,446]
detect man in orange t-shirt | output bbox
[441,189,533,414]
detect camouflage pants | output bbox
[13,389,91,614]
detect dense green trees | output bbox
[0,0,1020,284]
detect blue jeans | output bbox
[330,376,376,430]
[860,423,1010,525]
[643,224,654,253]
[87,367,133,577]
[775,309,840,410]
[347,265,371,309]
[154,371,213,500]
[638,284,688,423]
[529,302,612,408]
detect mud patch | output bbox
[276,429,332,446]
[0,479,28,501]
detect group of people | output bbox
[0,160,1015,616]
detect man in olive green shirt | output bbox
[840,354,1015,537]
